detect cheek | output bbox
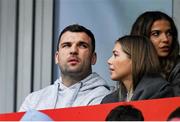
[169,37,173,45]
[81,51,92,60]
[114,60,131,76]
[56,52,66,64]
[151,37,159,45]
[150,38,160,50]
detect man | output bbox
[19,24,110,111]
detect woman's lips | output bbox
[159,46,170,52]
[109,68,114,72]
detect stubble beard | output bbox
[59,64,92,81]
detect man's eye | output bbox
[62,44,71,48]
[79,43,88,48]
[79,44,87,48]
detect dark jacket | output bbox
[101,74,174,104]
[168,61,180,96]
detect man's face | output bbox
[55,31,96,77]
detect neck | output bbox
[122,79,133,93]
[61,71,92,87]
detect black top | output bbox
[101,74,174,104]
[168,60,180,96]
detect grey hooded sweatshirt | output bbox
[19,72,111,112]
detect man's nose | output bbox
[70,45,78,54]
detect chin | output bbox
[159,53,169,57]
[111,76,118,81]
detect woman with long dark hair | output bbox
[131,11,180,96]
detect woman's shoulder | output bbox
[101,90,119,104]
[174,55,180,69]
[173,61,180,73]
[168,57,180,82]
[175,56,180,68]
[168,56,180,96]
[140,74,169,86]
[135,74,171,93]
[132,74,173,100]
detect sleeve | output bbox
[86,87,111,105]
[19,93,36,112]
[170,65,180,96]
[100,91,119,104]
[153,84,174,98]
[132,78,174,100]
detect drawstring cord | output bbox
[54,83,60,109]
[67,82,83,106]
[53,82,83,109]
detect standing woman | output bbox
[131,11,180,96]
[101,35,173,103]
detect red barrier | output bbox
[0,97,180,121]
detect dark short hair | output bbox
[57,24,95,52]
[106,105,144,121]
[167,107,180,121]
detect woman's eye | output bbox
[166,30,172,36]
[151,31,160,36]
[113,53,118,57]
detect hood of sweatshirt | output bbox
[19,72,111,111]
[54,72,110,91]
[53,72,110,108]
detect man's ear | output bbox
[55,51,59,64]
[91,52,97,65]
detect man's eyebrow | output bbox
[79,41,89,44]
[78,41,91,46]
[60,42,71,45]
[59,42,71,48]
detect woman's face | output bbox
[150,19,173,57]
[108,42,132,81]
